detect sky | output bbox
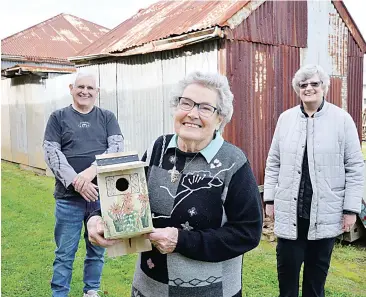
[0,0,365,40]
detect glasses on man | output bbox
[178,97,218,117]
[298,81,323,89]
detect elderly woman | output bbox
[264,64,364,297]
[87,71,263,297]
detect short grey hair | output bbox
[171,71,234,132]
[292,64,330,96]
[72,71,98,87]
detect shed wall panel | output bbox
[224,40,300,185]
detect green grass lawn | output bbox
[2,161,366,297]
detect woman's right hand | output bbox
[265,204,274,219]
[87,216,119,247]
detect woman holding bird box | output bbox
[87,71,263,297]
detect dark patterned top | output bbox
[130,134,263,297]
[44,105,123,198]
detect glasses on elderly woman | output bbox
[298,81,323,89]
[178,97,218,117]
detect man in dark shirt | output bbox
[43,73,124,297]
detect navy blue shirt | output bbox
[44,105,122,198]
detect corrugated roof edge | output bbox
[2,54,75,65]
[69,27,223,62]
[75,1,252,59]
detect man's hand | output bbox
[265,204,274,219]
[342,214,356,232]
[87,216,119,247]
[73,165,97,192]
[147,227,178,254]
[78,182,99,202]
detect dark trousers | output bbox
[276,218,336,297]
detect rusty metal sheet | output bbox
[332,0,366,53]
[328,2,348,76]
[77,0,250,57]
[328,76,342,108]
[1,13,109,63]
[223,40,300,185]
[229,0,307,47]
[347,33,364,141]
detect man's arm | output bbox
[43,113,78,188]
[43,140,78,188]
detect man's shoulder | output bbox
[93,106,117,119]
[49,105,72,119]
[52,105,71,115]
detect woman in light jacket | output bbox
[264,64,364,297]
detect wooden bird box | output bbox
[96,151,153,256]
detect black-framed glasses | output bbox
[178,97,218,117]
[298,81,323,89]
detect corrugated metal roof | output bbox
[2,64,76,77]
[1,13,109,63]
[77,0,250,56]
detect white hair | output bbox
[71,71,98,87]
[170,71,234,132]
[292,64,330,96]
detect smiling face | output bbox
[298,74,324,106]
[174,83,222,150]
[69,75,99,112]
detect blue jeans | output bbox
[51,197,105,297]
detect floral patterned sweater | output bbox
[90,133,263,297]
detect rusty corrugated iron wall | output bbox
[227,0,307,47]
[347,31,364,140]
[328,77,342,108]
[223,40,300,185]
[222,0,306,185]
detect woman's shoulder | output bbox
[152,134,174,148]
[220,141,248,165]
[146,134,174,158]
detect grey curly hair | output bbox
[292,64,330,96]
[170,71,234,132]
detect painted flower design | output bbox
[122,193,134,214]
[147,258,155,269]
[138,193,149,204]
[188,207,197,217]
[182,171,223,191]
[181,221,193,231]
[109,202,123,216]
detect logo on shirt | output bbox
[78,121,90,128]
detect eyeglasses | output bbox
[178,97,218,117]
[298,81,323,89]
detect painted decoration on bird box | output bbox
[96,152,153,240]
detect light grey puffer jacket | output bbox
[264,101,364,240]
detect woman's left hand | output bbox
[342,214,356,232]
[148,227,178,254]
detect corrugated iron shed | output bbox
[1,13,109,64]
[76,0,250,57]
